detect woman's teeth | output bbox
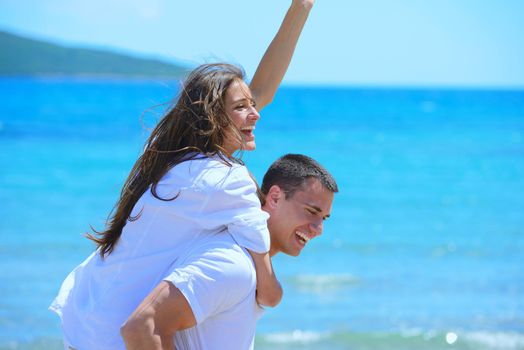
[241,126,254,137]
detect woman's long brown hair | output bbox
[87,63,246,258]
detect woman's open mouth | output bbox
[241,125,255,140]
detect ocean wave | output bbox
[256,329,524,350]
[263,330,330,344]
[286,273,360,293]
[463,331,524,349]
[4,330,523,350]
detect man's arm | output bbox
[121,281,196,350]
[250,0,314,110]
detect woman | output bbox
[50,1,314,349]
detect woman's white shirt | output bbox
[50,155,269,350]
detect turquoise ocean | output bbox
[1,78,523,349]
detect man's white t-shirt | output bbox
[169,231,264,350]
[50,155,269,349]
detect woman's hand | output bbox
[292,0,314,11]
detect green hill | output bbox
[0,30,188,78]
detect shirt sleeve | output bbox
[195,165,270,254]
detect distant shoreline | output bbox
[0,30,189,79]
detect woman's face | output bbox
[223,79,260,155]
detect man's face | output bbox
[264,178,334,257]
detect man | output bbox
[121,154,338,349]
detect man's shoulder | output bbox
[173,232,256,288]
[164,233,257,322]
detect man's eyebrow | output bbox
[306,204,330,219]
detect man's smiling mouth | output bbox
[295,231,310,244]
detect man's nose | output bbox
[309,219,323,236]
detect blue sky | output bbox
[1,0,524,87]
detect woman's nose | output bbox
[249,105,260,121]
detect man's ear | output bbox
[264,185,283,210]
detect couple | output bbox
[50,1,338,349]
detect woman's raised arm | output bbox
[250,0,314,111]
